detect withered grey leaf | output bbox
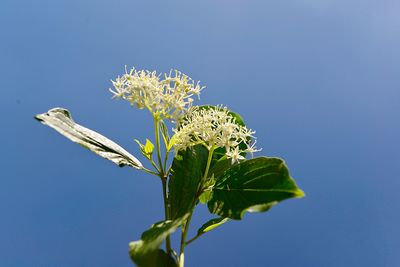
[35,108,143,169]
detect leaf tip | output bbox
[34,114,42,121]
[295,188,306,198]
[34,111,47,123]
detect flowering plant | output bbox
[35,68,304,267]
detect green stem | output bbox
[141,167,159,176]
[162,177,172,254]
[185,232,202,246]
[179,212,193,267]
[154,116,171,253]
[163,150,169,175]
[202,147,214,183]
[149,158,161,174]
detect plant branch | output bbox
[163,149,169,175]
[161,177,172,254]
[154,116,172,253]
[185,232,202,246]
[202,147,214,183]
[147,157,161,174]
[179,211,193,267]
[141,167,159,176]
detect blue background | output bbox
[1,0,399,266]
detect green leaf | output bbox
[130,249,176,267]
[129,216,188,267]
[208,157,233,180]
[35,108,142,169]
[197,217,229,235]
[198,189,212,204]
[144,139,154,159]
[208,157,305,220]
[186,217,229,245]
[168,145,209,219]
[134,139,153,160]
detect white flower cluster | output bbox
[172,107,260,163]
[110,67,204,121]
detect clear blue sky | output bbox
[1,0,399,266]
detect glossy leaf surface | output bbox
[208,157,304,219]
[168,145,209,219]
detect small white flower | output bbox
[245,140,262,158]
[226,147,245,164]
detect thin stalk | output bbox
[154,116,172,253]
[141,167,159,176]
[162,177,172,254]
[163,149,169,174]
[202,147,214,184]
[149,159,161,174]
[179,212,193,267]
[185,233,201,246]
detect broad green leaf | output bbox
[168,145,209,219]
[129,216,187,267]
[35,108,142,169]
[208,157,305,220]
[208,157,233,180]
